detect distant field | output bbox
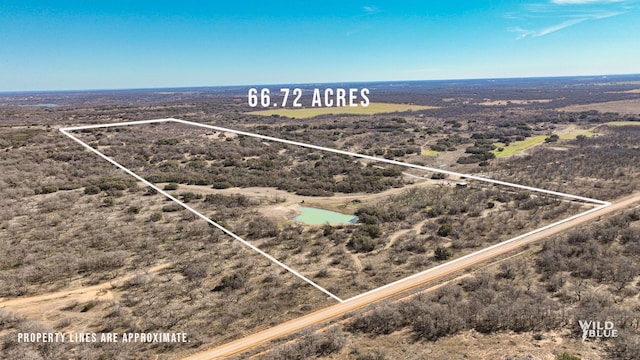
[246,102,438,118]
[559,129,595,140]
[604,121,640,126]
[558,99,640,114]
[595,81,640,86]
[492,135,547,157]
[479,99,553,106]
[492,129,597,157]
[605,89,640,94]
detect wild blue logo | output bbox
[578,320,618,341]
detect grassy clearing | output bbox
[605,121,640,127]
[246,102,438,119]
[421,149,439,156]
[492,130,596,157]
[492,135,547,157]
[559,130,596,140]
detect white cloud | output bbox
[512,10,620,39]
[551,0,625,4]
[509,0,629,39]
[535,18,588,36]
[363,5,380,14]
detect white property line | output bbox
[60,118,611,304]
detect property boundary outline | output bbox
[60,118,611,303]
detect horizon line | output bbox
[2,72,640,95]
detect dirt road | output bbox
[0,263,171,317]
[183,192,640,360]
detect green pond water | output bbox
[294,207,358,225]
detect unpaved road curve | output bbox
[183,193,640,360]
[0,263,171,313]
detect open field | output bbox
[479,99,553,106]
[492,135,547,157]
[490,127,595,157]
[558,98,640,114]
[605,121,640,126]
[605,89,640,94]
[246,102,438,118]
[421,149,439,156]
[558,129,595,140]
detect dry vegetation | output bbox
[0,126,333,359]
[486,124,640,200]
[71,122,593,299]
[248,207,640,360]
[1,78,639,359]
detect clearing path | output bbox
[385,229,412,250]
[385,219,429,250]
[350,253,363,272]
[161,178,446,221]
[0,262,171,321]
[163,177,443,207]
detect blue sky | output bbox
[1,0,638,91]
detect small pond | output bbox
[294,207,358,225]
